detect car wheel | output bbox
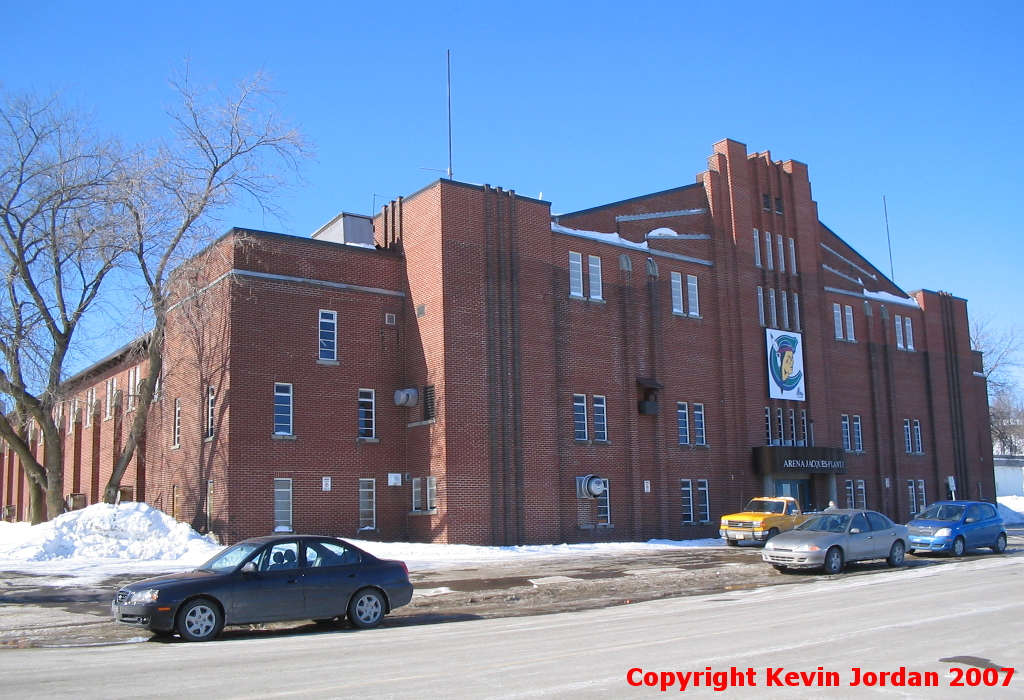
[348,589,386,629]
[950,536,966,558]
[726,539,739,546]
[991,533,1007,554]
[176,598,223,642]
[886,541,906,567]
[822,546,844,575]
[766,528,780,541]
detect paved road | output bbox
[2,553,1021,699]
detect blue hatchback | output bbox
[906,501,1007,557]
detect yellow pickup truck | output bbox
[719,497,810,546]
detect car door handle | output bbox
[286,579,299,584]
[348,574,357,578]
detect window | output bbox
[568,252,584,297]
[908,480,918,515]
[274,478,293,531]
[319,310,337,361]
[274,383,293,435]
[687,275,699,316]
[788,238,797,275]
[681,479,694,523]
[85,388,95,427]
[774,197,784,215]
[788,409,796,447]
[841,414,851,450]
[777,234,785,273]
[172,484,181,521]
[592,395,608,442]
[895,315,905,348]
[844,479,855,509]
[769,289,778,327]
[764,407,773,445]
[426,476,437,510]
[913,419,922,453]
[205,386,216,440]
[671,272,684,313]
[411,477,422,511]
[358,389,375,439]
[917,479,926,512]
[588,255,603,300]
[903,419,912,453]
[833,304,844,339]
[856,479,866,509]
[127,366,140,410]
[172,398,181,447]
[844,305,856,341]
[573,394,588,441]
[596,479,611,525]
[697,479,710,522]
[792,293,801,331]
[423,385,436,421]
[757,287,766,326]
[904,317,915,350]
[762,194,771,211]
[206,479,214,532]
[694,403,706,445]
[753,230,762,267]
[359,479,376,529]
[765,232,774,269]
[776,408,783,446]
[105,378,117,419]
[800,410,808,447]
[385,312,397,326]
[677,402,690,445]
[781,291,789,328]
[852,415,863,452]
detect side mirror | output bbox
[241,562,257,573]
[850,528,861,534]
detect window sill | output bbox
[579,524,595,530]
[596,523,614,528]
[204,436,214,443]
[407,419,436,428]
[171,444,180,451]
[672,311,703,320]
[408,509,438,516]
[317,359,340,366]
[272,434,298,441]
[356,437,379,444]
[575,439,611,446]
[569,295,606,304]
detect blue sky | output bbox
[4,1,1023,351]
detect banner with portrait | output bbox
[766,329,806,401]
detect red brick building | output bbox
[1,139,994,545]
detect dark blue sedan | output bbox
[906,501,1007,557]
[112,535,414,641]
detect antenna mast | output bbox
[447,50,453,180]
[883,196,894,283]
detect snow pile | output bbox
[997,496,1024,525]
[0,502,222,563]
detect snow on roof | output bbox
[862,289,920,309]
[552,222,652,252]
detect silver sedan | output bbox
[762,509,909,574]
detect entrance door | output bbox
[774,479,810,509]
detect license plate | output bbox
[736,533,746,540]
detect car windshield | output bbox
[798,514,850,533]
[917,504,965,522]
[745,500,785,514]
[198,542,262,573]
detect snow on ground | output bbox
[997,496,1024,525]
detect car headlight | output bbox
[793,544,822,552]
[128,589,160,604]
[934,528,952,538]
[764,541,774,550]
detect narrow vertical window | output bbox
[172,398,181,447]
[205,386,216,440]
[596,479,611,524]
[677,402,690,445]
[568,252,584,298]
[687,275,699,316]
[774,197,784,215]
[777,234,785,273]
[788,238,797,275]
[411,477,422,511]
[359,479,376,529]
[769,288,778,327]
[765,407,773,445]
[172,484,181,520]
[762,194,771,211]
[753,230,762,267]
[105,378,117,419]
[913,419,922,453]
[852,415,863,452]
[844,479,855,508]
[841,414,851,451]
[903,419,912,453]
[206,479,215,532]
[573,394,588,441]
[274,478,293,532]
[776,408,783,446]
[904,317,915,350]
[788,409,796,447]
[426,476,437,510]
[908,480,918,515]
[358,389,375,439]
[844,305,856,341]
[680,479,694,523]
[319,310,338,361]
[588,255,603,300]
[757,287,766,326]
[127,366,139,410]
[85,388,95,427]
[895,315,905,348]
[694,403,706,445]
[793,292,801,331]
[274,383,293,435]
[800,410,808,447]
[833,303,844,339]
[671,272,684,313]
[423,385,436,421]
[781,291,789,328]
[592,395,608,442]
[697,479,710,522]
[856,480,866,509]
[917,479,926,511]
[765,232,774,269]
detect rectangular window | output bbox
[85,388,95,427]
[172,484,181,521]
[793,292,801,331]
[127,366,139,411]
[781,291,789,329]
[593,395,608,442]
[895,315,905,349]
[680,479,694,523]
[105,378,117,419]
[274,383,293,435]
[852,415,863,452]
[677,402,690,445]
[856,480,866,509]
[423,385,436,421]
[568,252,584,298]
[904,419,912,453]
[671,272,684,313]
[913,419,922,453]
[845,305,856,341]
[774,197,784,215]
[426,476,437,510]
[172,398,181,447]
[833,303,844,339]
[687,275,699,316]
[765,407,773,445]
[800,410,808,447]
[205,386,216,440]
[917,479,926,512]
[788,409,796,447]
[904,317,915,350]
[319,310,338,361]
[411,477,422,511]
[694,403,706,445]
[765,231,774,269]
[844,479,855,509]
[769,288,777,327]
[777,234,785,273]
[697,478,710,522]
[841,414,851,451]
[776,408,783,447]
[359,479,376,529]
[588,255,603,300]
[757,287,766,326]
[788,238,797,275]
[274,478,293,531]
[358,389,375,439]
[908,480,920,515]
[573,394,588,441]
[596,479,611,525]
[753,230,762,267]
[763,194,771,211]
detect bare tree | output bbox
[0,91,124,522]
[971,312,1024,456]
[102,66,312,503]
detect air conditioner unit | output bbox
[394,388,419,407]
[576,474,606,499]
